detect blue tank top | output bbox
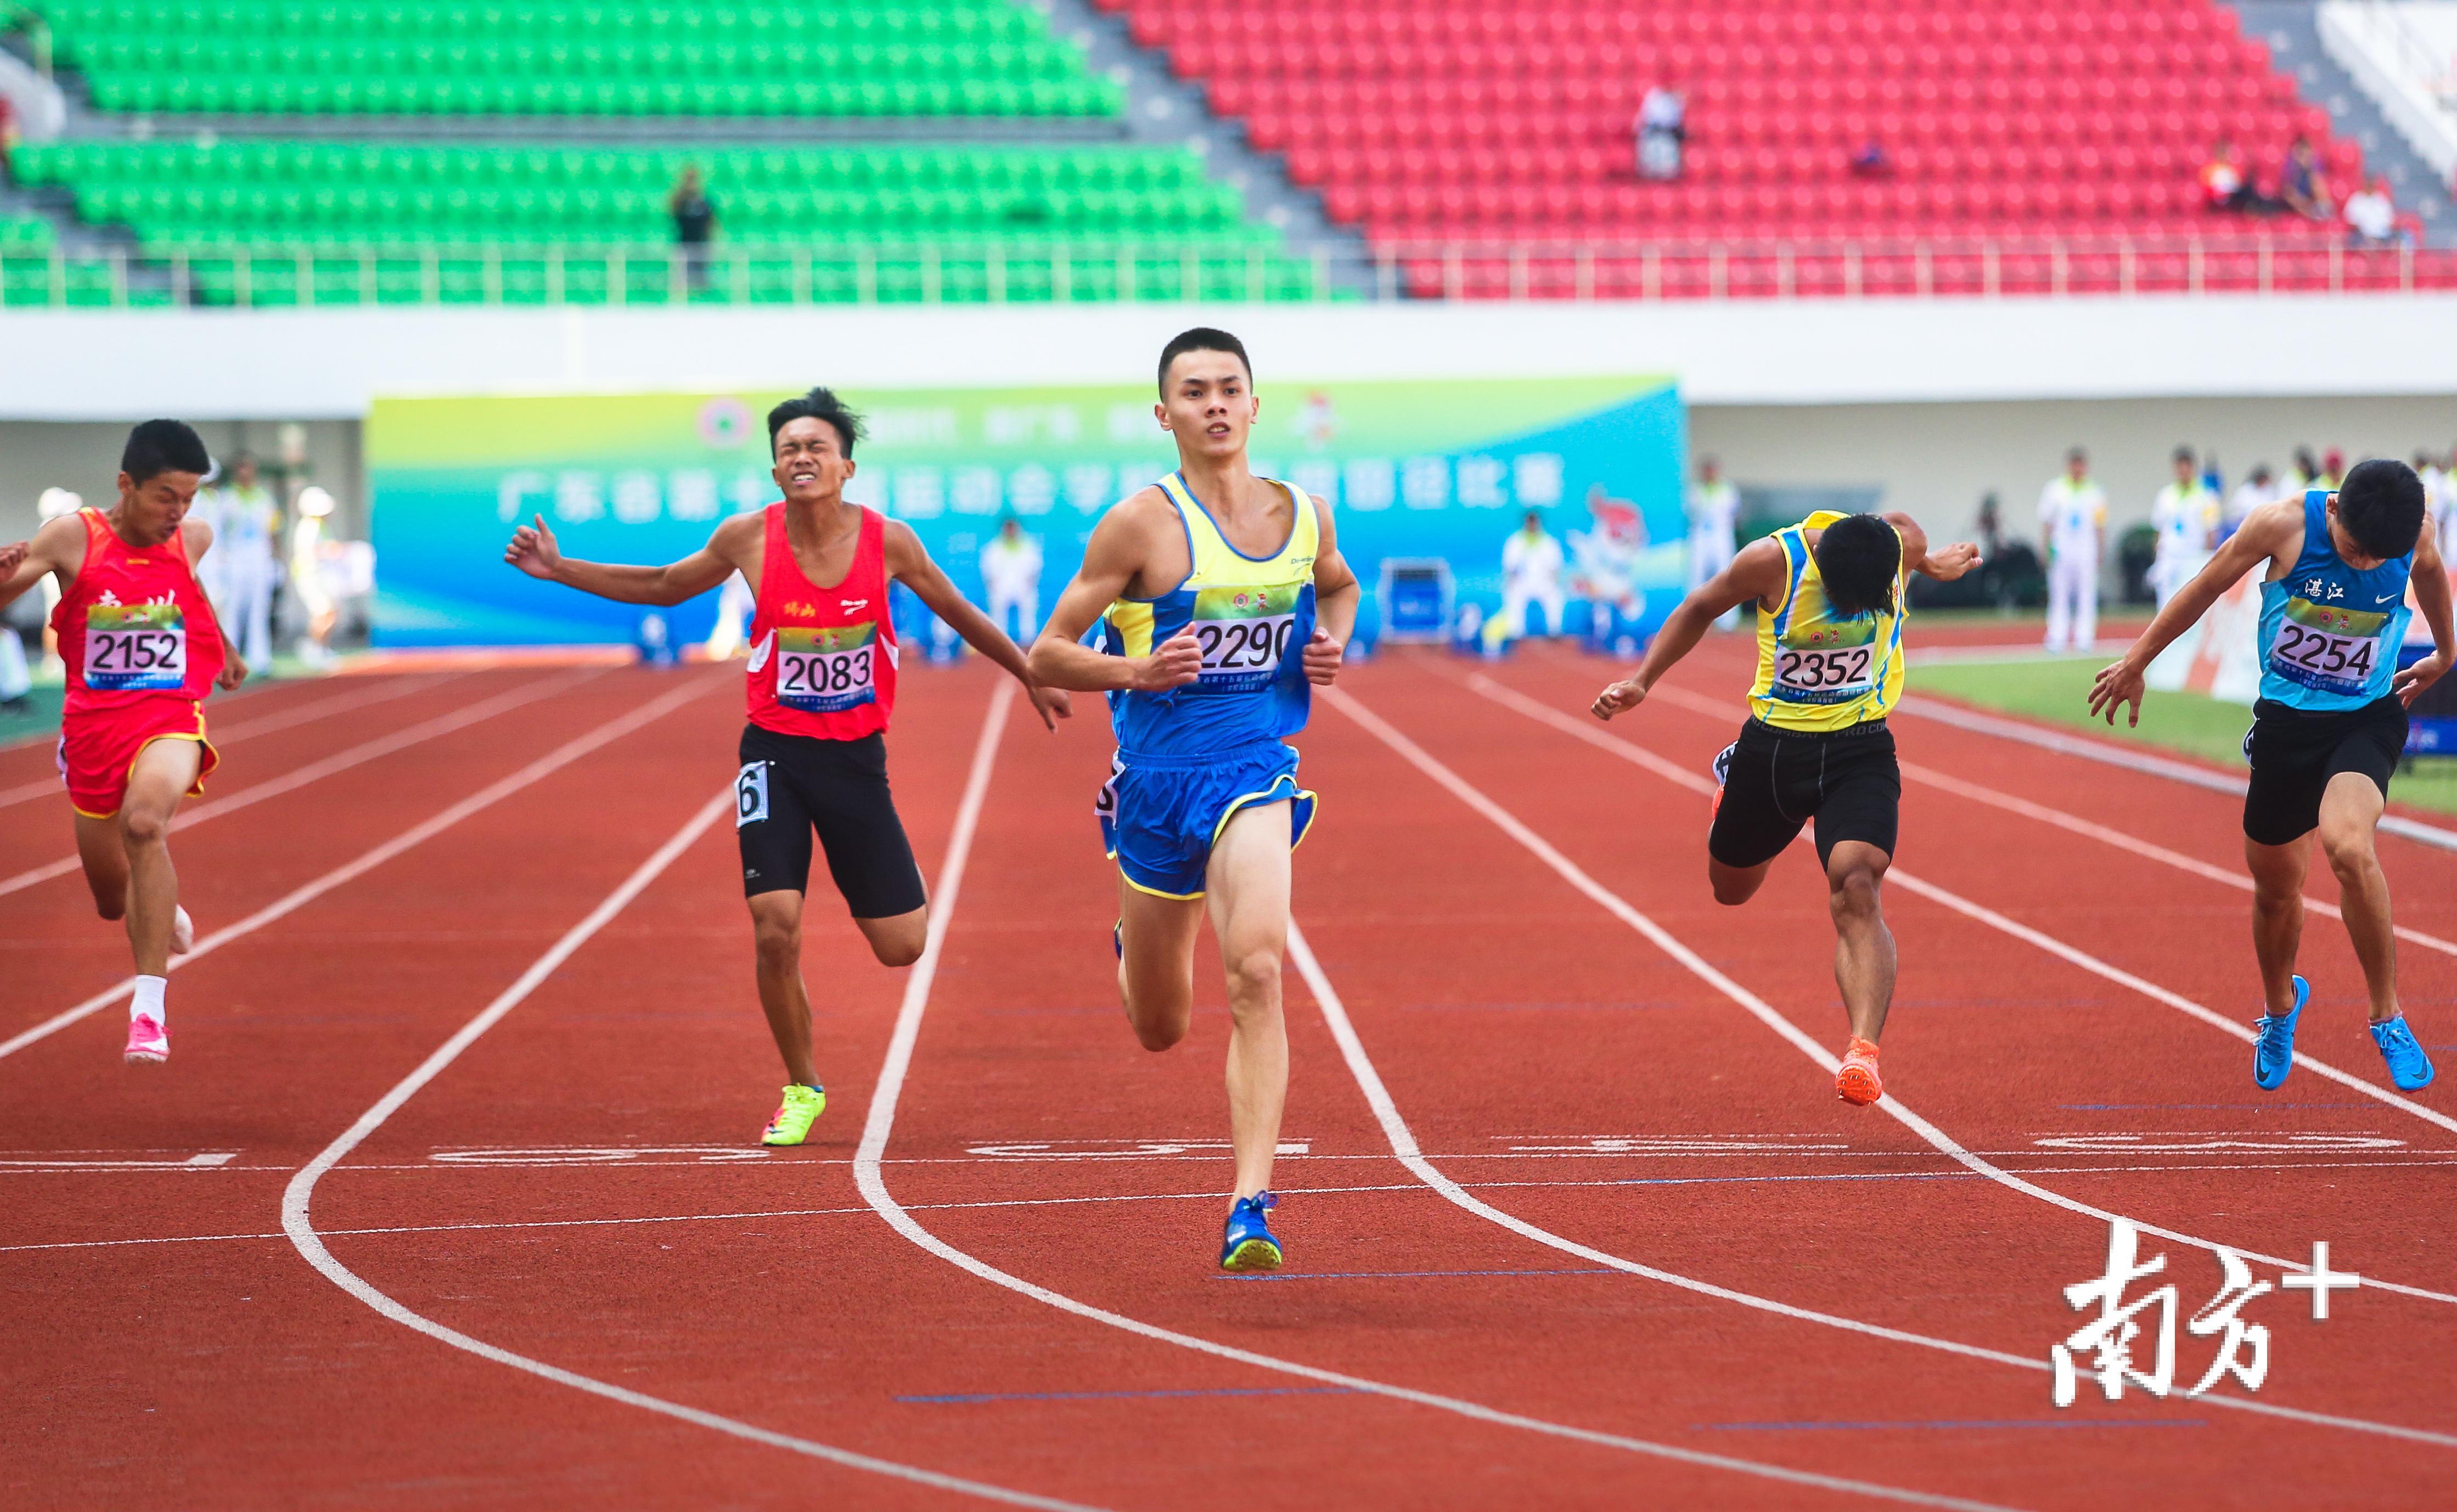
[2256,489,2413,711]
[1100,471,1319,760]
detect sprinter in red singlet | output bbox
[0,420,249,1065]
[504,387,1070,1144]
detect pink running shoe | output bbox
[124,1013,168,1064]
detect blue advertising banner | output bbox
[367,375,1685,647]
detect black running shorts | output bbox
[734,724,927,917]
[1707,717,1902,871]
[2241,695,2408,847]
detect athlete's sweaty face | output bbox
[113,470,201,547]
[1156,351,1256,460]
[771,417,854,505]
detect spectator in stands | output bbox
[2279,136,2332,221]
[2200,140,2256,213]
[2226,463,2273,539]
[2345,175,2405,248]
[1638,87,1685,181]
[2321,447,2347,491]
[669,164,718,288]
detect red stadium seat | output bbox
[1139,0,2363,267]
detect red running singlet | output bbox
[745,502,897,741]
[53,508,226,715]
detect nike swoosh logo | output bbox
[840,598,868,610]
[2379,594,2402,604]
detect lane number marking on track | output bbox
[2032,1134,2408,1153]
[960,1139,1312,1160]
[427,1145,775,1165]
[1497,1136,1853,1155]
[0,1151,239,1170]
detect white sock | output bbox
[131,975,167,1025]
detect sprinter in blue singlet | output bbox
[1028,328,1361,1272]
[2093,459,2454,1092]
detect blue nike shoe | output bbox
[2370,1015,2436,1091]
[2253,975,2308,1089]
[1219,1191,1283,1272]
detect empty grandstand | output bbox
[2,0,2452,304]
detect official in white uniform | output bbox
[2038,446,2107,653]
[290,485,340,667]
[2148,446,2219,607]
[980,516,1043,641]
[1500,510,1567,637]
[2224,463,2272,542]
[195,452,281,668]
[1687,454,1741,629]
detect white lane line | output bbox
[279,774,1100,1512]
[22,1153,2457,1256]
[0,675,720,1064]
[0,673,468,811]
[1342,683,2457,1316]
[1287,912,2457,1449]
[1894,694,2457,856]
[850,690,2026,1512]
[1469,677,2457,1150]
[0,668,600,899]
[1639,681,2457,962]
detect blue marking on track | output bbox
[1703,1418,2208,1432]
[1217,1267,1618,1282]
[2057,1103,2371,1110]
[900,1386,1358,1405]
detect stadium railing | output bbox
[0,234,2442,308]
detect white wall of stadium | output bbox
[6,293,2457,542]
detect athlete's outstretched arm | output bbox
[2395,522,2453,706]
[0,514,86,614]
[2089,499,2299,727]
[503,512,747,606]
[1591,538,1788,721]
[1028,491,1202,694]
[1301,495,1360,685]
[1881,513,1982,581]
[882,520,1070,730]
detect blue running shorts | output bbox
[1097,739,1318,900]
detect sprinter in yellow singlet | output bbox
[1030,328,1362,1270]
[1590,511,1980,1104]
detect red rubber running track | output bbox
[3,645,2449,1509]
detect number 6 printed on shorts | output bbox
[735,761,771,829]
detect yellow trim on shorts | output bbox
[1117,868,1206,902]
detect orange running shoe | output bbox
[1836,1037,1883,1105]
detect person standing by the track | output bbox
[0,420,249,1064]
[2039,446,2107,653]
[2091,459,2451,1092]
[1686,454,1742,629]
[504,386,1071,1145]
[980,515,1044,642]
[1027,327,1360,1273]
[1589,510,1981,1105]
[2149,446,2220,609]
[193,450,280,671]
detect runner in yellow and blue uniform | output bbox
[1593,509,1982,1106]
[2095,460,2453,1092]
[1094,467,1322,900]
[1031,328,1360,1272]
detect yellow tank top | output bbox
[1745,510,1906,733]
[1099,470,1321,756]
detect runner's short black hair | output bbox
[1157,327,1252,396]
[1812,513,1903,619]
[766,386,864,459]
[2335,458,2426,561]
[120,419,210,484]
